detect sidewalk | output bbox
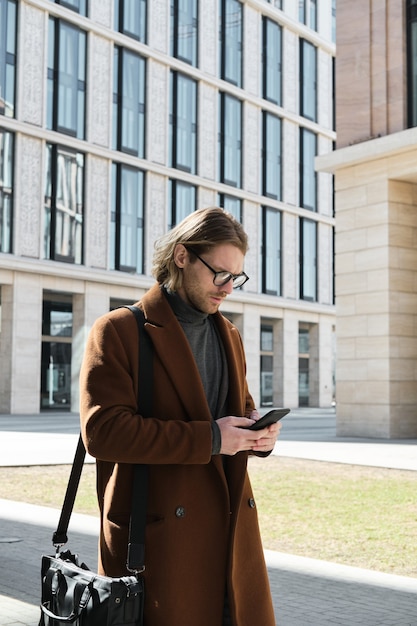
[1,408,417,625]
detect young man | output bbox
[80,207,281,626]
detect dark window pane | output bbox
[44,144,84,264]
[300,39,317,121]
[219,93,241,187]
[300,128,317,211]
[220,0,242,87]
[300,218,317,301]
[52,0,87,16]
[114,0,147,42]
[0,128,13,252]
[0,0,17,117]
[171,0,198,66]
[170,72,197,173]
[262,112,281,199]
[218,193,242,222]
[170,179,196,226]
[262,207,281,295]
[263,18,281,105]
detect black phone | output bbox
[248,408,290,431]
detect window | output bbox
[218,193,242,222]
[260,325,274,406]
[41,294,73,410]
[111,164,144,273]
[169,179,196,226]
[219,93,241,188]
[171,0,198,66]
[0,129,13,253]
[44,144,84,264]
[262,18,281,105]
[219,0,243,87]
[113,47,146,157]
[266,0,282,8]
[170,72,197,174]
[300,39,317,122]
[114,0,146,42]
[262,112,281,200]
[300,128,317,211]
[298,326,310,406]
[0,0,17,118]
[262,207,281,295]
[300,218,317,301]
[299,0,317,31]
[332,0,336,44]
[50,0,87,15]
[407,0,417,127]
[47,18,86,139]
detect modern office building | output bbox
[0,0,336,415]
[317,0,417,437]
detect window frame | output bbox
[171,0,198,66]
[219,0,243,88]
[262,206,281,296]
[169,179,197,227]
[170,71,197,174]
[262,17,282,105]
[47,17,87,140]
[299,217,317,302]
[114,0,147,42]
[113,46,146,157]
[262,111,282,200]
[0,0,17,118]
[407,0,417,128]
[111,162,145,274]
[300,127,317,212]
[300,38,317,122]
[219,92,242,188]
[0,128,14,253]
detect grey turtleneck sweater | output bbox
[164,288,228,453]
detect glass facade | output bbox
[300,127,317,211]
[262,17,282,105]
[44,144,84,264]
[300,218,317,301]
[299,0,317,31]
[51,0,87,15]
[300,39,317,122]
[47,18,86,139]
[219,0,243,87]
[0,0,16,118]
[114,0,147,41]
[171,0,198,66]
[262,207,281,296]
[170,179,196,226]
[218,193,242,222]
[111,164,144,274]
[113,47,146,157]
[170,72,197,174]
[262,111,281,200]
[0,128,13,253]
[219,93,241,188]
[407,0,417,127]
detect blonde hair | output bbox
[152,207,249,291]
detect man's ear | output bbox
[173,243,188,269]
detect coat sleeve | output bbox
[79,311,213,466]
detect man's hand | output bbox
[216,415,282,456]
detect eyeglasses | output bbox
[187,248,249,289]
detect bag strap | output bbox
[53,305,153,574]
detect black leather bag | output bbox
[39,306,151,626]
[39,550,144,625]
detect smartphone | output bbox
[248,408,290,431]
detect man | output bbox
[80,207,281,626]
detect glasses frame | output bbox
[187,247,249,289]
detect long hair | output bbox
[152,207,249,291]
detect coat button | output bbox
[175,506,186,518]
[248,498,256,509]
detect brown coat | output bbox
[80,284,276,626]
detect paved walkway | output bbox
[1,408,417,625]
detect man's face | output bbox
[174,243,245,314]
